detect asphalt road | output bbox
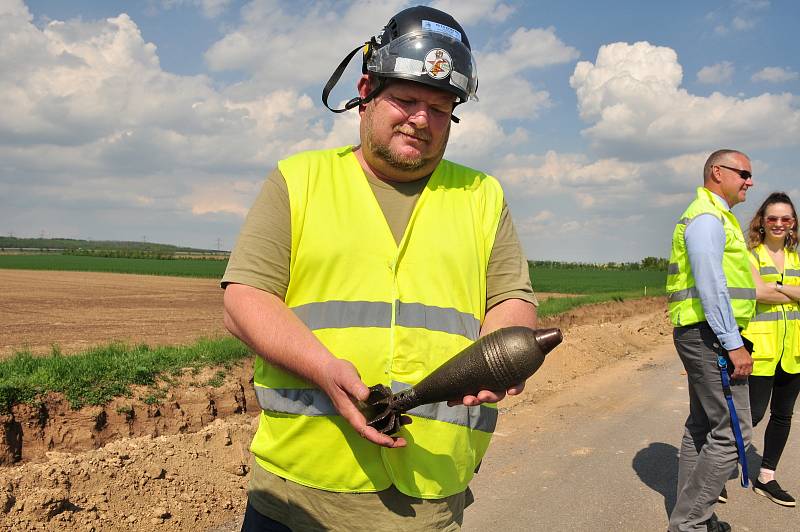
[464,342,800,532]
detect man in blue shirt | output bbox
[667,149,755,532]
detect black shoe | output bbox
[753,478,796,507]
[704,514,731,532]
[718,485,728,504]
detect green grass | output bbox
[530,266,667,294]
[0,254,227,278]
[0,337,250,412]
[538,292,650,318]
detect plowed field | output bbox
[0,270,225,358]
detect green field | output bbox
[0,254,226,278]
[0,255,668,410]
[531,267,665,317]
[1,254,667,291]
[530,265,666,294]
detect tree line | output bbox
[0,236,217,254]
[529,256,669,271]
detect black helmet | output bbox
[322,6,478,121]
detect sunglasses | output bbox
[716,164,752,180]
[764,215,795,226]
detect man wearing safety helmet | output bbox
[223,6,538,530]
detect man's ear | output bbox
[708,165,722,184]
[357,75,371,99]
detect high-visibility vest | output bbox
[666,187,755,328]
[250,146,504,498]
[742,244,800,376]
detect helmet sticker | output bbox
[394,57,424,76]
[450,70,468,91]
[421,20,462,41]
[424,48,452,80]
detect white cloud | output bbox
[714,24,729,36]
[711,0,768,35]
[476,76,552,121]
[697,61,734,84]
[491,147,766,221]
[158,0,232,18]
[182,180,261,217]
[478,26,580,79]
[733,0,770,10]
[204,0,407,90]
[569,41,800,157]
[752,66,799,83]
[430,0,515,24]
[445,109,528,168]
[731,16,755,30]
[473,26,577,120]
[0,1,352,230]
[492,150,643,196]
[661,152,709,185]
[517,210,644,238]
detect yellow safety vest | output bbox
[742,244,800,376]
[250,146,504,498]
[666,187,755,328]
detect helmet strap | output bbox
[322,43,383,113]
[451,101,462,124]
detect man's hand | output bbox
[317,358,407,448]
[728,346,753,379]
[447,381,526,407]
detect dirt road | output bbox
[465,343,800,532]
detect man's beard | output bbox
[363,111,449,173]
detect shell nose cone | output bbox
[534,328,563,355]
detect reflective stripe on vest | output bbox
[290,300,480,340]
[749,311,800,322]
[667,286,756,303]
[253,382,497,433]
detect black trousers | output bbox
[749,363,800,471]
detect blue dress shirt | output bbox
[683,192,745,351]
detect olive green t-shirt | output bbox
[222,168,537,309]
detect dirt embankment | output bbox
[0,270,672,530]
[0,364,258,467]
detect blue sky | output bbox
[2,0,799,262]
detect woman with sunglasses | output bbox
[741,191,800,507]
